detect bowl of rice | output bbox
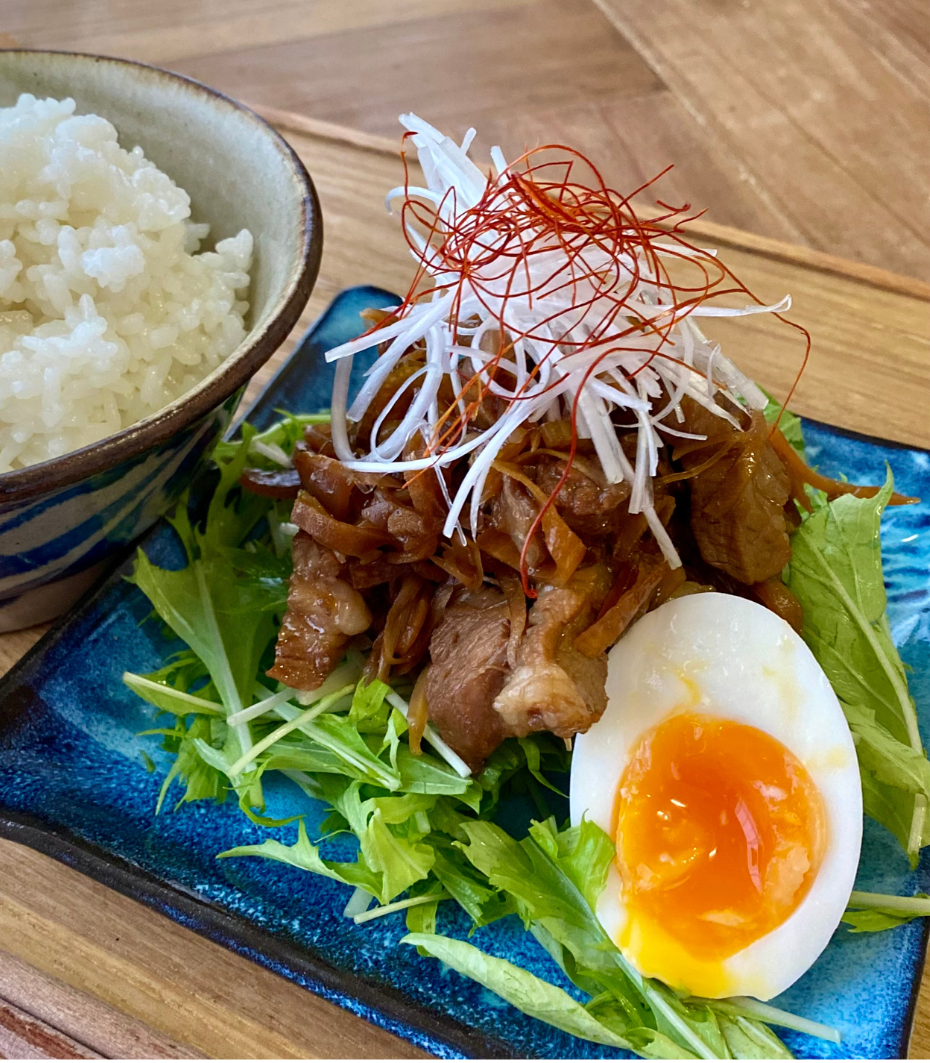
[0,50,321,632]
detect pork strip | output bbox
[493,565,611,739]
[677,399,791,585]
[267,532,372,689]
[423,587,512,768]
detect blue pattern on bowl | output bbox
[0,392,240,629]
[0,285,928,1059]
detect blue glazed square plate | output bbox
[1,286,928,1059]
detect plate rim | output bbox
[1,284,928,1060]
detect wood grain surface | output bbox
[0,14,928,1056]
[4,0,928,279]
[0,951,195,1059]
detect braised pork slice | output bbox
[423,587,512,768]
[424,570,612,767]
[534,455,631,538]
[676,398,791,586]
[267,532,372,689]
[493,565,611,739]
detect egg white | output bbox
[569,592,862,1001]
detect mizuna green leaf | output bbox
[123,671,225,717]
[219,819,381,896]
[455,817,793,1059]
[841,891,930,933]
[786,472,930,861]
[401,933,648,1054]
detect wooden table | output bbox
[5,0,928,281]
[1,12,930,1055]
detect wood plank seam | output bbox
[252,104,930,302]
[0,999,101,1060]
[585,0,930,276]
[0,949,197,1059]
[584,0,808,244]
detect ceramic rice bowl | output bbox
[0,50,321,631]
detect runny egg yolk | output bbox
[614,712,826,993]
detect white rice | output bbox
[0,94,254,472]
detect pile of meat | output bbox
[243,383,811,769]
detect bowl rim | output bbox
[0,48,322,505]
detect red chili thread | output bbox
[364,137,811,592]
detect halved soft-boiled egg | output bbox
[570,592,862,1001]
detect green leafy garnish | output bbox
[786,472,929,863]
[129,424,288,799]
[212,411,330,465]
[841,890,930,933]
[220,818,381,895]
[402,933,661,1055]
[446,815,793,1059]
[124,671,225,717]
[764,398,928,864]
[842,909,918,934]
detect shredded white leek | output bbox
[324,115,790,569]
